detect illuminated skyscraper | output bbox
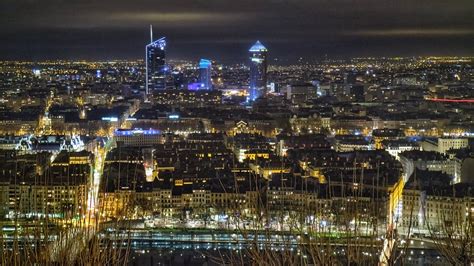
[199,59,212,90]
[248,41,268,101]
[146,25,167,94]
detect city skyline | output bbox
[0,0,472,62]
[0,1,473,265]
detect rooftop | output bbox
[249,41,267,52]
[199,59,212,68]
[147,37,166,49]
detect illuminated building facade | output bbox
[146,26,168,94]
[199,59,212,90]
[114,128,164,147]
[0,151,91,219]
[152,90,222,106]
[248,41,268,101]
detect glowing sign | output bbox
[102,117,118,122]
[168,114,180,119]
[114,128,161,136]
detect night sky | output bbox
[1,0,473,63]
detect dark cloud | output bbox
[0,0,472,62]
[346,29,474,37]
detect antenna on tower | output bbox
[150,25,153,43]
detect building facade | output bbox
[146,29,168,94]
[199,59,212,90]
[248,41,268,101]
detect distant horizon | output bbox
[1,54,473,65]
[2,0,472,63]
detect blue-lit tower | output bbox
[199,59,212,90]
[248,41,268,101]
[146,25,167,94]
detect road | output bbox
[379,156,415,265]
[86,137,114,224]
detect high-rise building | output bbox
[248,41,268,101]
[146,25,167,94]
[199,59,212,90]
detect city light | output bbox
[0,4,472,264]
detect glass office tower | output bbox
[146,26,167,94]
[199,59,212,90]
[248,41,268,101]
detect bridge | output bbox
[426,98,474,103]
